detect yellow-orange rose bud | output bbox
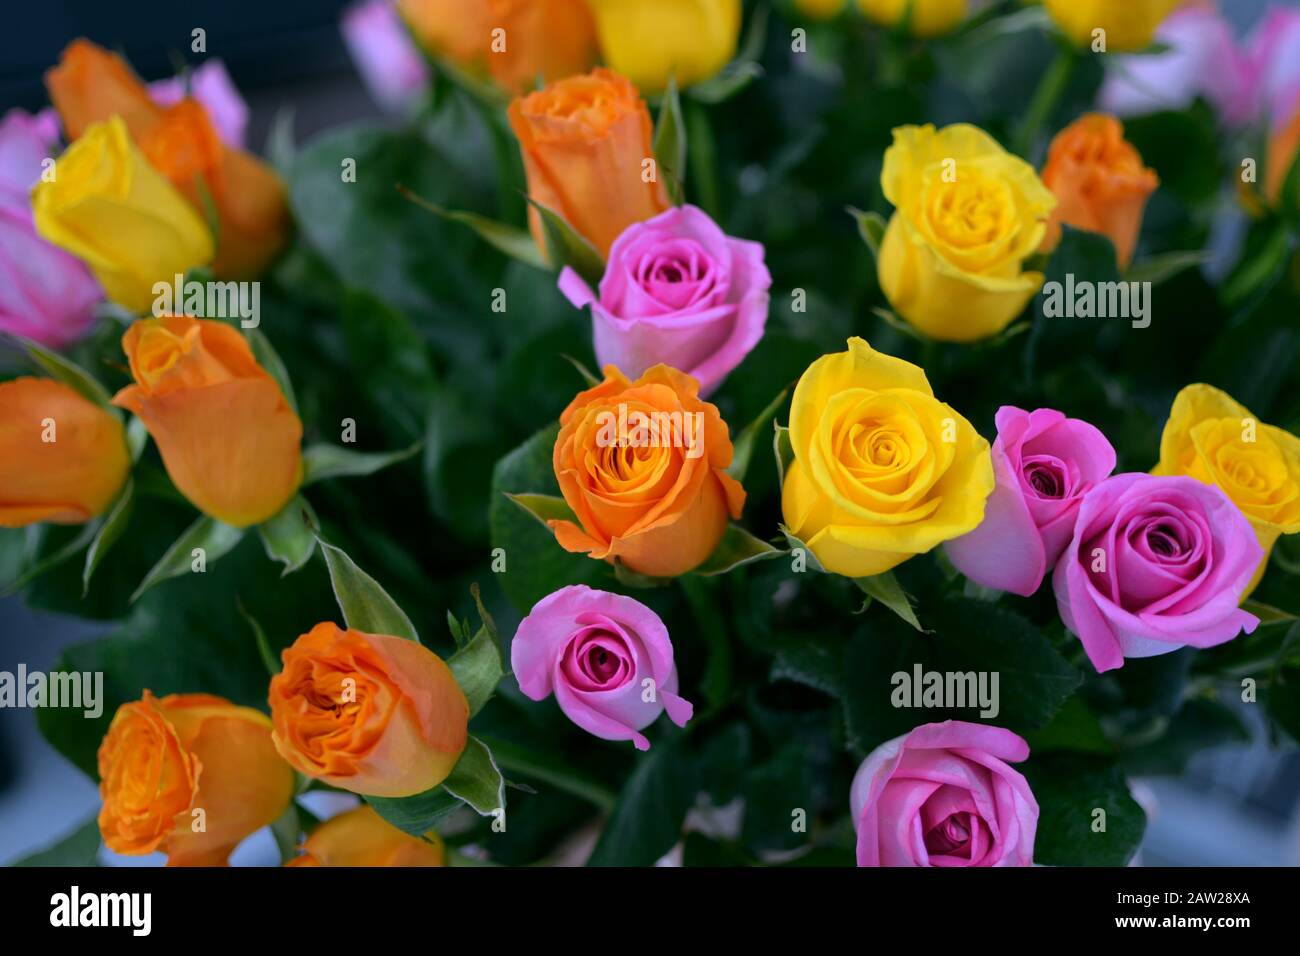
[112,316,302,527]
[268,622,470,798]
[509,68,670,257]
[0,378,130,527]
[97,691,296,867]
[286,805,446,867]
[856,0,967,38]
[1043,0,1183,53]
[30,117,214,313]
[548,364,746,577]
[44,39,159,143]
[1154,384,1300,595]
[1040,113,1158,268]
[587,0,742,93]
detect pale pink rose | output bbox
[1243,4,1300,126]
[850,721,1038,867]
[149,60,249,148]
[342,0,430,113]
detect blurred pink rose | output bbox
[946,406,1116,597]
[1053,473,1262,673]
[0,109,100,348]
[342,0,430,113]
[850,721,1038,867]
[1243,4,1300,127]
[559,204,771,396]
[511,585,693,751]
[149,60,249,148]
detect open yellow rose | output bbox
[1043,0,1184,53]
[1154,384,1300,593]
[877,124,1056,342]
[781,337,994,577]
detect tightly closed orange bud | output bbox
[509,68,670,257]
[269,622,470,798]
[112,316,302,527]
[46,40,289,279]
[286,805,446,867]
[1040,113,1158,268]
[549,365,746,577]
[97,691,295,867]
[0,378,130,528]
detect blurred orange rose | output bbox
[549,364,746,577]
[286,805,446,867]
[112,316,302,528]
[97,691,296,867]
[508,68,670,257]
[1040,113,1158,268]
[268,622,469,798]
[1265,103,1300,205]
[0,378,130,528]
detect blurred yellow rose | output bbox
[781,337,994,577]
[1042,0,1183,52]
[30,117,214,313]
[1154,384,1300,593]
[587,0,742,93]
[857,0,967,38]
[877,123,1056,342]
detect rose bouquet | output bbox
[4,0,1300,869]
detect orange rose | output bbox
[548,365,746,577]
[1040,113,1158,268]
[268,622,470,798]
[46,40,289,278]
[0,378,130,528]
[112,316,302,528]
[286,805,446,867]
[509,68,670,257]
[1265,103,1300,205]
[97,691,295,867]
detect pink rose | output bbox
[511,585,693,750]
[149,60,249,148]
[559,204,771,396]
[0,109,100,349]
[850,721,1038,867]
[945,406,1116,597]
[341,0,430,113]
[1053,473,1263,673]
[1242,5,1300,127]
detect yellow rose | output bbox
[30,117,215,313]
[587,0,742,93]
[1154,384,1300,593]
[1043,0,1183,53]
[877,123,1056,342]
[781,337,994,577]
[856,0,967,38]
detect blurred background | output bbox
[2,0,1298,866]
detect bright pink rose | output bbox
[1053,473,1263,673]
[850,721,1038,868]
[511,585,693,751]
[1244,4,1300,126]
[342,0,430,113]
[0,109,100,349]
[149,60,249,148]
[945,406,1116,597]
[559,204,771,396]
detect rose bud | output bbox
[1040,114,1159,268]
[587,0,741,93]
[30,117,214,313]
[1053,474,1264,673]
[512,585,693,750]
[851,721,1038,867]
[560,205,771,397]
[97,691,296,867]
[945,407,1116,597]
[0,378,130,528]
[286,805,446,867]
[548,365,746,577]
[111,316,302,528]
[508,68,670,258]
[1043,0,1184,53]
[269,622,470,798]
[856,0,967,39]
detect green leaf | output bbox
[1125,250,1208,286]
[587,739,695,866]
[442,736,506,816]
[266,105,296,176]
[238,599,282,676]
[397,184,547,269]
[476,734,617,811]
[302,442,421,485]
[855,571,922,631]
[82,479,134,595]
[694,524,782,575]
[727,387,789,481]
[687,4,767,103]
[1241,600,1299,626]
[17,337,115,411]
[126,415,148,461]
[773,422,794,489]
[1025,695,1112,755]
[447,595,505,716]
[778,525,826,573]
[131,516,244,603]
[849,207,888,260]
[526,197,606,287]
[653,76,687,204]
[1022,755,1146,866]
[504,492,577,527]
[270,803,302,865]
[318,538,419,641]
[246,327,298,414]
[11,816,101,867]
[258,494,318,576]
[561,353,601,387]
[1,522,100,598]
[368,788,463,836]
